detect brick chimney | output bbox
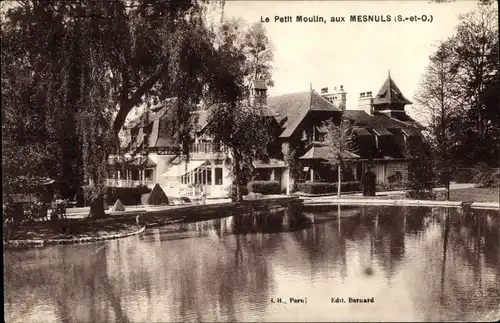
[352,91,373,114]
[320,85,346,111]
[335,85,347,112]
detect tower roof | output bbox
[373,72,412,105]
[252,79,267,90]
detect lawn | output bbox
[436,187,499,203]
[373,187,499,203]
[333,187,499,203]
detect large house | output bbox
[106,72,423,198]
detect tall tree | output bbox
[323,115,358,198]
[449,4,499,165]
[414,42,460,200]
[1,0,228,217]
[203,20,275,201]
[1,1,83,198]
[427,1,499,167]
[241,22,274,89]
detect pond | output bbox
[4,204,500,322]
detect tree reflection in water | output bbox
[4,242,131,322]
[440,208,450,306]
[408,207,500,321]
[4,204,499,322]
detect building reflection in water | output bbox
[4,204,499,322]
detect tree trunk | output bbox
[89,196,106,219]
[286,168,290,195]
[337,163,342,199]
[233,152,243,202]
[446,181,450,201]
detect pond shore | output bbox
[3,218,146,249]
[5,190,498,249]
[3,196,301,249]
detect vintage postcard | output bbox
[3,0,499,322]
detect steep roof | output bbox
[299,144,360,160]
[373,74,412,106]
[195,102,277,134]
[124,98,180,150]
[195,109,211,132]
[344,110,422,131]
[124,98,177,129]
[267,90,341,138]
[252,79,267,90]
[343,110,423,159]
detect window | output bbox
[215,167,223,185]
[255,169,272,181]
[207,168,212,185]
[131,169,139,181]
[191,167,212,185]
[302,129,307,141]
[144,169,153,181]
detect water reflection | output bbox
[4,205,500,322]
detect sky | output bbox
[221,0,492,115]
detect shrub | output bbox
[377,181,406,192]
[297,181,361,194]
[247,181,281,195]
[492,169,500,188]
[406,189,436,200]
[147,183,169,205]
[111,199,125,212]
[141,193,150,205]
[105,185,150,205]
[405,147,435,200]
[453,168,474,183]
[387,171,403,184]
[179,196,191,203]
[228,185,249,201]
[244,192,265,200]
[473,163,500,188]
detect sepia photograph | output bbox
[2,0,499,322]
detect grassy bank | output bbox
[4,196,302,246]
[343,187,499,203]
[304,187,499,203]
[436,187,499,203]
[4,217,143,242]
